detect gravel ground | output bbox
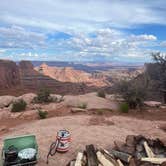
[0,115,165,166]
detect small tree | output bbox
[11,99,27,112]
[116,80,146,109]
[97,90,106,98]
[151,52,166,103]
[38,109,48,119]
[119,102,129,113]
[35,88,51,103]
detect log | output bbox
[141,157,166,164]
[143,141,155,158]
[75,152,83,166]
[97,151,115,166]
[108,149,132,163]
[70,161,76,166]
[102,149,118,166]
[117,159,124,166]
[86,145,98,166]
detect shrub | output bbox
[96,109,104,115]
[119,102,129,113]
[78,102,87,109]
[34,88,52,103]
[38,109,48,119]
[116,80,146,109]
[97,90,106,98]
[11,99,27,112]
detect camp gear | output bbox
[56,130,71,152]
[4,145,18,163]
[46,130,71,164]
[1,135,38,166]
[18,148,37,160]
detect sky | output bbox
[0,0,166,62]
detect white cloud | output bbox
[0,0,166,32]
[0,25,46,49]
[130,34,157,42]
[0,49,6,53]
[63,28,157,60]
[0,0,164,61]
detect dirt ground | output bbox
[0,114,166,166]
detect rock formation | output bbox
[0,60,20,88]
[35,63,109,87]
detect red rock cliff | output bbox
[0,60,20,88]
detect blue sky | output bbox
[0,0,166,62]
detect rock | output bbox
[122,145,135,155]
[126,135,136,147]
[16,93,37,104]
[0,95,16,108]
[114,141,125,151]
[0,60,20,89]
[71,107,87,113]
[10,112,23,118]
[21,110,38,120]
[0,126,8,132]
[160,105,166,109]
[144,101,162,107]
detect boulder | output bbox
[160,105,166,109]
[16,93,37,104]
[144,101,162,107]
[0,95,16,108]
[71,107,87,113]
[126,135,136,147]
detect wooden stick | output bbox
[102,149,118,166]
[86,145,98,166]
[117,159,124,166]
[70,161,76,166]
[141,158,166,164]
[75,152,83,166]
[143,141,155,158]
[97,151,116,166]
[108,149,132,163]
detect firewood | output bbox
[143,141,155,158]
[102,149,119,166]
[141,157,166,164]
[75,152,83,166]
[86,145,98,166]
[117,159,124,166]
[108,149,132,163]
[70,161,76,166]
[97,151,116,166]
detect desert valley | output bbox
[0,59,166,165]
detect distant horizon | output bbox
[0,58,146,65]
[0,0,166,62]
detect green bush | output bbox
[96,109,104,115]
[119,102,129,113]
[116,80,146,109]
[77,103,87,109]
[38,109,48,119]
[97,90,106,98]
[11,99,27,112]
[34,88,52,103]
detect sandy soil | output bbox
[0,115,165,166]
